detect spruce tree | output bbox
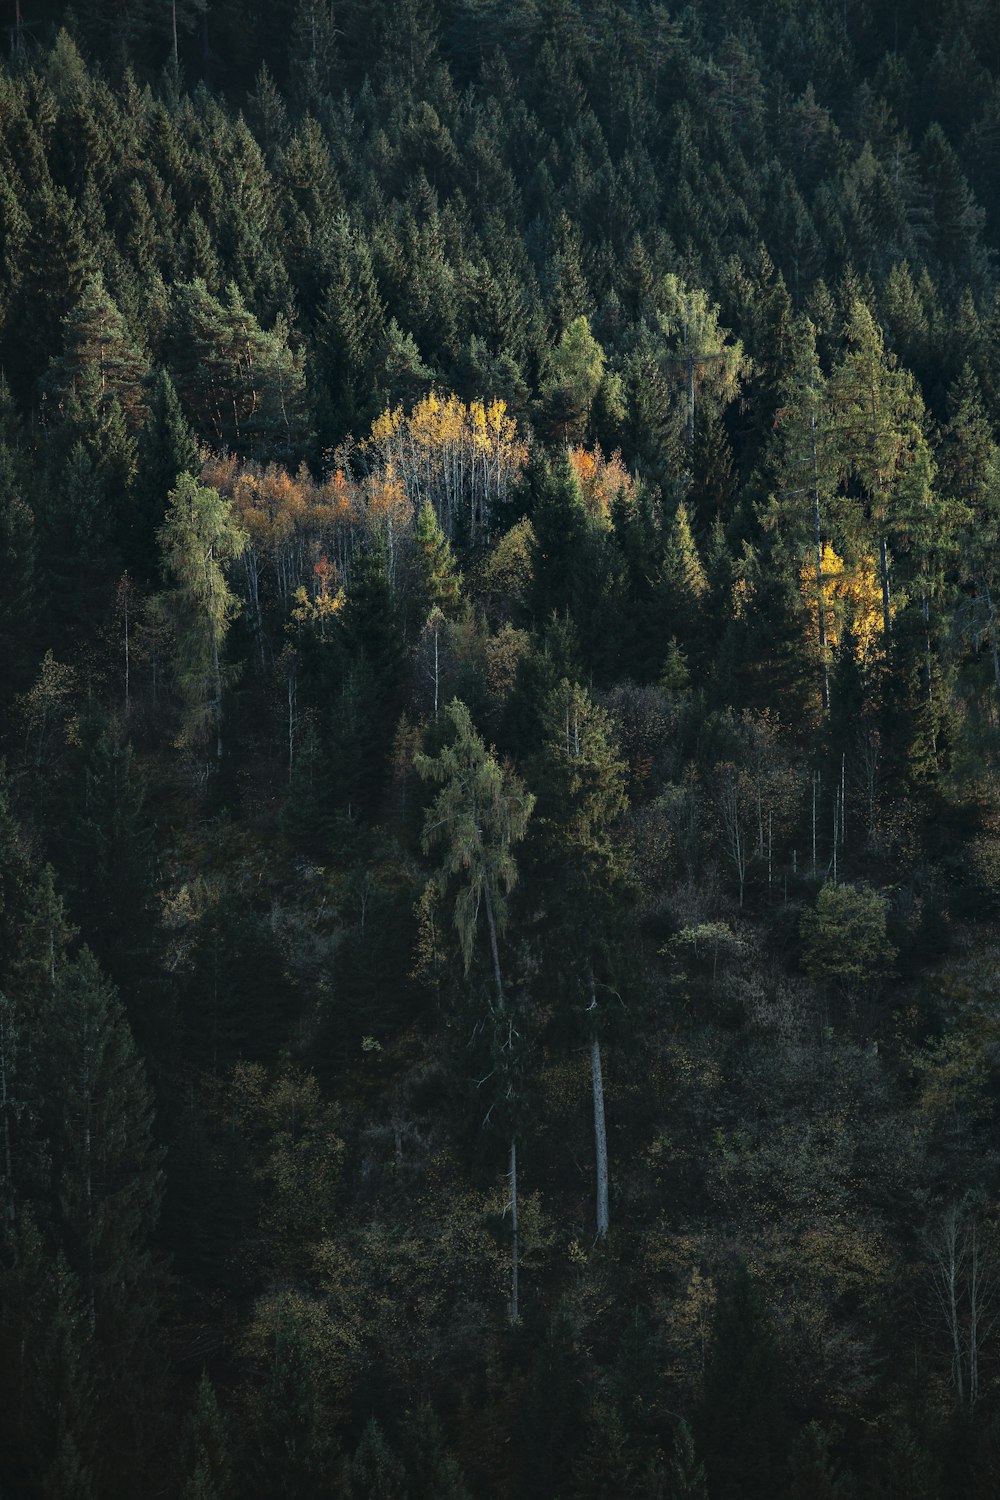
[180,1371,232,1500]
[415,498,463,617]
[135,368,200,580]
[43,274,149,432]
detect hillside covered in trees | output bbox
[5,0,1000,1494]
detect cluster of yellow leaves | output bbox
[290,554,345,630]
[204,391,528,628]
[800,541,889,664]
[204,453,359,608]
[566,443,636,523]
[363,391,527,542]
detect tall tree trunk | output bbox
[211,626,223,761]
[509,1135,519,1323]
[879,532,892,640]
[591,1031,609,1238]
[811,414,829,710]
[983,583,1000,697]
[481,874,505,1013]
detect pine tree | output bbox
[529,678,631,1237]
[156,474,248,759]
[416,700,534,1319]
[41,949,162,1340]
[829,299,933,643]
[169,281,310,461]
[669,1420,708,1499]
[0,442,37,712]
[12,184,93,392]
[415,498,463,617]
[770,316,838,710]
[398,1402,471,1500]
[135,368,200,580]
[528,451,603,640]
[788,1422,856,1500]
[180,1371,232,1500]
[657,501,708,670]
[347,1420,407,1500]
[43,274,149,432]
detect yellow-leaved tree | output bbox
[360,391,526,544]
[799,541,889,669]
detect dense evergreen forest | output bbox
[7,0,1000,1493]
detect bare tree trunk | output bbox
[481,875,505,1013]
[984,583,1000,695]
[287,666,296,781]
[879,532,892,640]
[970,1222,981,1407]
[0,1014,15,1224]
[123,594,130,716]
[509,1136,519,1323]
[591,1031,609,1238]
[811,414,829,710]
[211,628,223,761]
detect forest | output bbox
[4,0,1000,1494]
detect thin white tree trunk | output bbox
[591,1031,609,1238]
[509,1136,519,1323]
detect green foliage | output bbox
[800,882,896,990]
[180,1373,232,1500]
[415,499,463,616]
[416,698,533,981]
[156,473,248,757]
[169,280,310,461]
[4,7,1000,1493]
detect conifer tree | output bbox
[788,1422,856,1500]
[180,1371,232,1500]
[347,1419,407,1500]
[156,473,248,759]
[657,500,708,670]
[771,317,838,710]
[829,299,933,642]
[416,699,534,1319]
[0,443,37,711]
[135,368,200,579]
[529,678,631,1238]
[41,948,162,1341]
[13,184,93,391]
[398,1402,471,1500]
[44,273,149,431]
[415,498,463,617]
[169,280,310,461]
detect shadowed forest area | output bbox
[5,0,1000,1494]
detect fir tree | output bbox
[135,368,200,580]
